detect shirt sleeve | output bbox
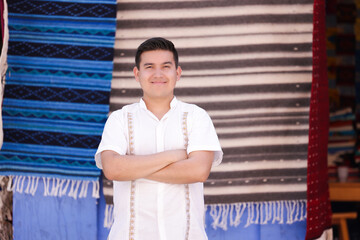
[187,107,223,167]
[94,110,128,169]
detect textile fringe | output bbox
[104,204,114,229]
[207,200,307,231]
[102,200,307,230]
[5,175,100,199]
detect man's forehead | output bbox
[140,50,175,64]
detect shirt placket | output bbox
[156,117,167,240]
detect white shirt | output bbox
[95,97,223,240]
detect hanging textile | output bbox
[305,0,333,239]
[1,0,116,192]
[102,0,315,238]
[12,177,99,240]
[0,0,117,238]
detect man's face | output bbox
[133,50,181,102]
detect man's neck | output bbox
[143,96,173,120]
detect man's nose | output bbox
[154,67,163,77]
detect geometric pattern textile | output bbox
[0,0,117,199]
[105,0,314,233]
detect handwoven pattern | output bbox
[110,0,313,205]
[305,0,332,239]
[0,0,117,181]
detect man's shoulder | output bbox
[109,102,139,119]
[176,102,209,120]
[177,100,207,115]
[113,102,139,113]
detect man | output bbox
[95,37,222,240]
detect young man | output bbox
[95,37,222,240]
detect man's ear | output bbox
[176,66,182,81]
[133,66,140,82]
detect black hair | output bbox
[135,37,179,69]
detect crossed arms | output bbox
[101,150,214,184]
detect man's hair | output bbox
[135,37,179,69]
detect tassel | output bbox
[272,201,281,224]
[79,181,89,198]
[218,204,230,230]
[300,200,305,221]
[50,178,61,197]
[30,176,39,196]
[280,201,284,224]
[72,180,82,200]
[260,202,266,224]
[207,200,307,230]
[59,179,70,197]
[4,175,99,199]
[262,202,271,224]
[104,204,114,229]
[209,204,222,229]
[245,202,253,227]
[43,177,50,196]
[16,175,25,193]
[204,205,208,229]
[255,202,260,224]
[24,176,31,194]
[68,180,80,199]
[6,176,14,191]
[68,180,76,198]
[230,203,246,227]
[92,180,100,198]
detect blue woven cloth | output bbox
[1,1,117,238]
[1,0,116,184]
[13,177,99,240]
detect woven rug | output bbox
[102,0,318,235]
[0,0,117,199]
[305,0,332,238]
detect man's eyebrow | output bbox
[143,62,173,66]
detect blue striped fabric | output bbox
[1,0,116,182]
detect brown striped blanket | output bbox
[103,0,314,230]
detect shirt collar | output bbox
[139,96,178,110]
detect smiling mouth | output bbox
[151,81,166,84]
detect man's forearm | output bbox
[145,151,214,184]
[101,149,187,181]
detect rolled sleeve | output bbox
[187,108,223,166]
[94,111,128,169]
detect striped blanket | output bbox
[1,0,117,199]
[102,0,318,233]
